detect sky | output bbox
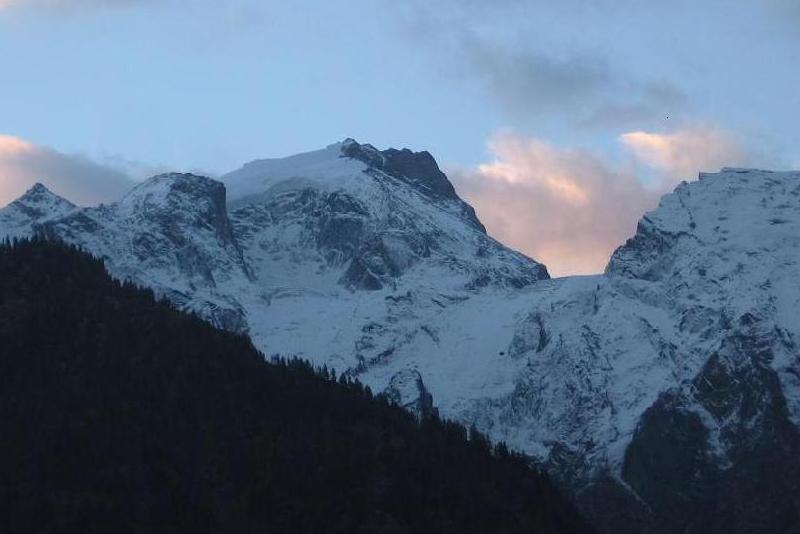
[0,0,798,275]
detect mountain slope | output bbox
[0,238,591,534]
[35,173,252,332]
[0,182,76,239]
[465,168,800,532]
[0,141,549,414]
[2,143,800,532]
[224,139,546,293]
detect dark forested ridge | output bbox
[0,238,591,534]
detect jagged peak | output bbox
[25,182,50,195]
[223,140,487,232]
[0,183,76,236]
[339,139,455,197]
[339,138,385,167]
[338,138,486,232]
[14,182,74,207]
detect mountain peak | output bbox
[16,182,74,207]
[115,174,239,262]
[339,139,459,200]
[607,168,800,279]
[126,172,222,196]
[339,137,385,167]
[0,183,76,235]
[119,173,228,218]
[223,140,487,233]
[25,182,50,196]
[24,171,251,331]
[337,138,486,232]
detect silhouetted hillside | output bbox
[0,238,591,534]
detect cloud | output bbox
[577,82,687,130]
[458,34,687,129]
[451,126,746,276]
[621,125,746,183]
[394,2,688,130]
[0,135,134,207]
[459,37,610,119]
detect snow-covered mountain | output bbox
[2,141,799,532]
[460,168,800,532]
[0,183,76,239]
[224,139,545,293]
[32,173,253,332]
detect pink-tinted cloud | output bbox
[0,134,133,207]
[451,126,746,276]
[621,125,746,185]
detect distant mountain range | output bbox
[2,139,799,532]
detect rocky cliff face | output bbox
[340,139,486,232]
[2,147,799,533]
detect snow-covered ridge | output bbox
[224,139,485,232]
[0,137,548,344]
[0,182,76,239]
[2,153,799,530]
[486,169,800,475]
[223,139,546,292]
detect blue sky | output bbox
[1,0,798,274]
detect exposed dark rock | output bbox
[340,256,386,291]
[340,138,487,233]
[384,369,438,419]
[508,313,550,358]
[316,192,370,265]
[619,314,800,534]
[605,217,679,280]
